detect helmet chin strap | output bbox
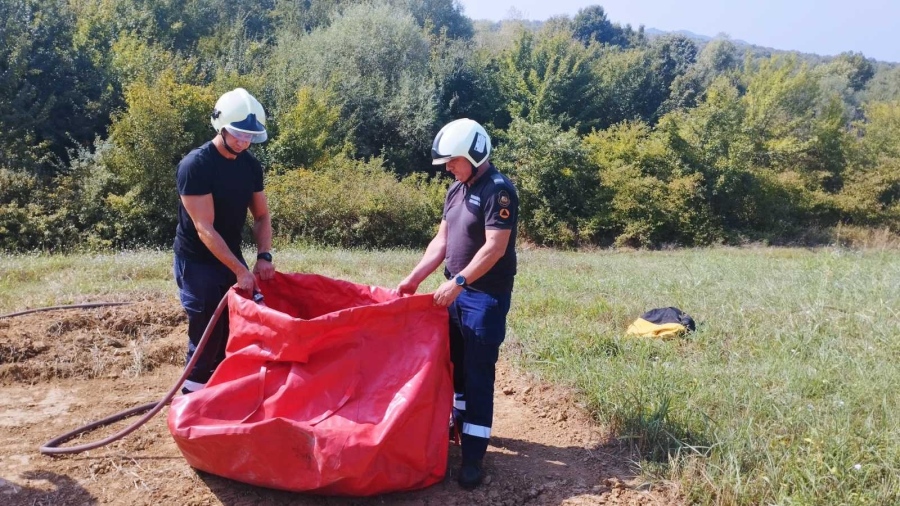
[464,160,487,185]
[219,130,241,157]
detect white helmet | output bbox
[210,88,268,143]
[431,118,491,167]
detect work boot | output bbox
[457,460,483,490]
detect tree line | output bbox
[2,0,899,250]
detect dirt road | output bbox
[0,300,680,505]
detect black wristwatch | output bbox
[256,252,273,263]
[454,274,466,287]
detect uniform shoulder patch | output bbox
[497,190,511,208]
[499,208,510,219]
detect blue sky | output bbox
[456,0,900,63]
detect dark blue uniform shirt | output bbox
[443,164,518,293]
[173,141,263,265]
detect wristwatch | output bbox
[256,252,273,262]
[454,274,467,287]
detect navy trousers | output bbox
[173,254,239,384]
[448,289,512,464]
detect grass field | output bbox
[2,246,898,505]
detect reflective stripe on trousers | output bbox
[448,289,511,463]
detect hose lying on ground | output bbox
[0,302,133,320]
[1,297,228,455]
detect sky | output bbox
[456,0,900,63]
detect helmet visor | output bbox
[224,126,255,143]
[226,113,267,143]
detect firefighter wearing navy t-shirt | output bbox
[173,88,275,395]
[398,118,518,490]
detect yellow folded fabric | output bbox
[625,318,688,339]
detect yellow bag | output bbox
[626,307,696,339]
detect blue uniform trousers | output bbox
[448,289,512,464]
[173,254,239,385]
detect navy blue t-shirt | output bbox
[443,165,518,293]
[173,141,264,264]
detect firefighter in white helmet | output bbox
[173,88,275,395]
[397,118,519,490]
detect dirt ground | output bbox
[0,299,681,506]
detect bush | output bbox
[0,169,81,251]
[99,72,217,246]
[267,87,347,172]
[493,118,600,247]
[584,120,720,247]
[266,154,444,248]
[837,101,900,230]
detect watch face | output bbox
[455,275,466,286]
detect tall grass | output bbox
[511,247,900,504]
[1,246,898,504]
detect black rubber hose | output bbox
[0,302,132,319]
[38,293,230,455]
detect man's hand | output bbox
[433,279,463,307]
[235,267,257,293]
[396,276,420,296]
[253,259,275,280]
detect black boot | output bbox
[458,460,483,490]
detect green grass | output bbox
[2,246,898,504]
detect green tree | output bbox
[571,5,638,48]
[662,38,739,113]
[429,36,508,133]
[591,46,657,127]
[98,73,217,245]
[863,65,900,103]
[69,0,222,52]
[831,52,875,92]
[657,77,757,235]
[0,0,111,174]
[838,101,900,228]
[493,119,599,246]
[267,87,348,172]
[399,0,473,39]
[496,30,603,133]
[269,2,436,172]
[661,71,838,239]
[268,0,472,38]
[644,34,698,119]
[584,119,718,247]
[741,56,820,172]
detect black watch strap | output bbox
[256,252,273,262]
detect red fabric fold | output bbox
[168,272,451,495]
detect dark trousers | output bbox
[173,254,238,384]
[448,289,512,464]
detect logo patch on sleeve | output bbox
[498,190,511,207]
[499,208,510,219]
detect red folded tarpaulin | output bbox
[167,272,452,495]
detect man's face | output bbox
[445,157,472,183]
[223,129,252,153]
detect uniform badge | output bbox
[498,190,511,207]
[499,208,510,219]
